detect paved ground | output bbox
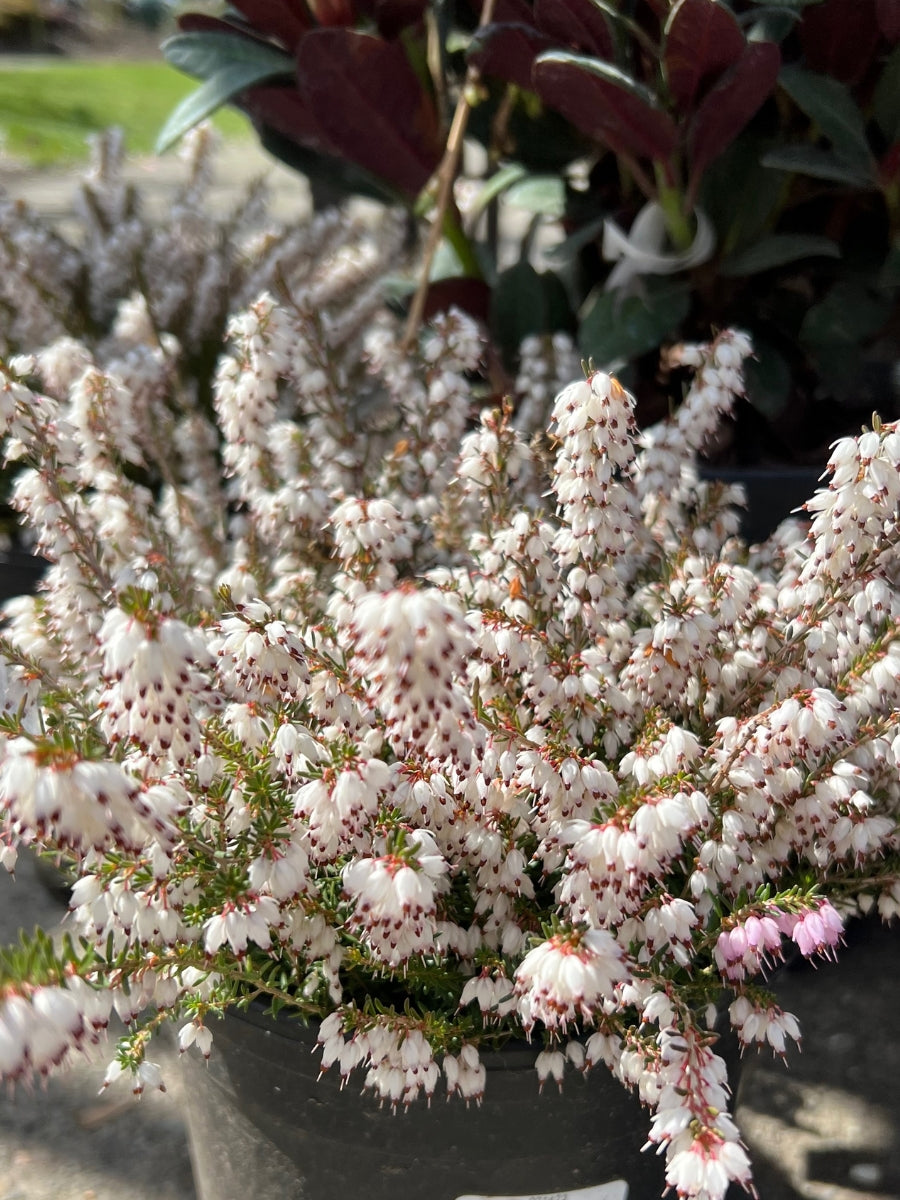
[1,86,899,1200]
[2,138,313,233]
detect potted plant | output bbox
[160,0,900,539]
[1,154,899,1200]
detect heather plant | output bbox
[0,269,898,1200]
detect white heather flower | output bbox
[98,604,216,767]
[342,832,448,967]
[0,738,171,853]
[215,601,310,704]
[443,1042,486,1104]
[177,1021,213,1059]
[514,928,631,1032]
[348,584,476,758]
[293,757,390,863]
[728,996,801,1056]
[203,894,281,957]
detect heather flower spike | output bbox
[0,265,898,1200]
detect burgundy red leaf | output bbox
[295,29,441,201]
[237,84,336,155]
[687,39,781,196]
[534,0,615,59]
[228,0,310,49]
[664,0,746,110]
[876,0,900,40]
[356,0,428,38]
[533,53,678,166]
[469,23,555,90]
[800,0,882,84]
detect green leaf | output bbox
[577,280,690,366]
[156,65,287,153]
[161,31,294,83]
[800,279,892,400]
[778,66,872,165]
[699,132,787,255]
[505,175,567,217]
[719,233,840,277]
[743,340,792,419]
[801,281,892,347]
[467,163,529,223]
[760,144,878,187]
[744,11,800,44]
[545,213,608,262]
[490,261,573,364]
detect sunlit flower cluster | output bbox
[0,284,898,1200]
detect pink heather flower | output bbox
[514,928,631,1033]
[714,912,783,982]
[790,900,844,960]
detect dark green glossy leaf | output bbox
[800,281,893,347]
[878,244,900,288]
[162,31,294,82]
[719,233,840,276]
[577,279,690,365]
[157,65,288,153]
[699,132,787,254]
[491,260,574,363]
[760,144,878,186]
[778,65,872,165]
[743,340,792,419]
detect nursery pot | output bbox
[0,548,46,604]
[697,464,823,544]
[181,1003,672,1200]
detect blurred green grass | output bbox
[0,61,251,165]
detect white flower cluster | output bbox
[0,289,898,1200]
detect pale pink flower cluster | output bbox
[1,296,898,1200]
[0,980,111,1084]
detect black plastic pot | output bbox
[181,1004,672,1200]
[698,464,823,545]
[0,548,47,604]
